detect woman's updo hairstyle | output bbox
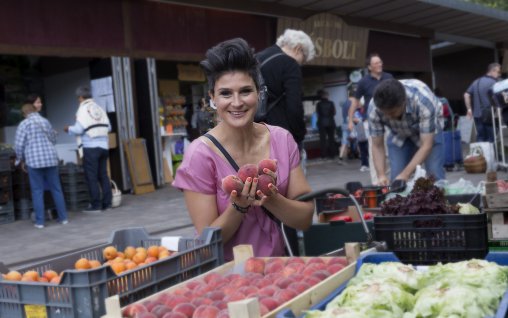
[200,38,260,94]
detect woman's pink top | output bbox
[172,125,300,261]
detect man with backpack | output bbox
[256,29,315,150]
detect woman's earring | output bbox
[209,99,217,109]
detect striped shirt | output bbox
[368,79,442,147]
[14,113,59,168]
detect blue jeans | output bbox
[83,147,112,209]
[358,140,369,167]
[28,166,68,225]
[474,117,494,142]
[387,131,445,181]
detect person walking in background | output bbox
[256,29,315,171]
[464,62,501,142]
[173,38,314,260]
[353,108,369,172]
[316,90,337,160]
[15,104,68,228]
[338,89,354,164]
[369,79,445,185]
[64,85,112,213]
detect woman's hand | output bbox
[230,177,258,209]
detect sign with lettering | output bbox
[277,13,369,67]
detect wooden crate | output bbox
[102,244,369,318]
[486,192,508,209]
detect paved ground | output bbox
[1,157,505,268]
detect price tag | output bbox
[24,305,47,318]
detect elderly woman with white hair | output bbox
[256,29,315,153]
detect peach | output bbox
[327,257,348,266]
[102,246,118,261]
[151,304,171,317]
[264,261,284,275]
[161,313,186,318]
[258,159,277,174]
[266,258,286,265]
[224,291,246,302]
[136,313,157,318]
[303,276,321,286]
[311,270,330,281]
[257,174,275,196]
[286,257,305,265]
[224,273,241,282]
[264,273,281,282]
[212,300,228,310]
[259,297,280,311]
[163,295,190,310]
[281,265,300,278]
[193,305,220,318]
[259,304,270,315]
[216,309,230,318]
[229,277,250,289]
[288,282,311,294]
[301,264,326,277]
[186,280,203,290]
[244,257,265,274]
[122,303,148,317]
[253,278,272,288]
[173,303,196,318]
[144,300,161,312]
[193,284,213,297]
[306,258,325,265]
[207,276,228,289]
[237,164,258,183]
[274,277,294,289]
[203,272,222,284]
[274,289,297,304]
[238,286,258,297]
[221,175,244,195]
[244,272,263,281]
[204,290,225,301]
[327,264,345,274]
[258,285,279,297]
[4,270,22,281]
[42,270,59,281]
[191,297,213,308]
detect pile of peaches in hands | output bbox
[221,159,278,201]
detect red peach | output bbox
[207,276,228,289]
[193,305,220,318]
[258,285,279,297]
[238,286,258,297]
[212,300,228,310]
[203,272,223,284]
[327,264,345,274]
[259,304,270,315]
[163,295,190,310]
[306,258,325,265]
[258,159,277,174]
[288,282,311,294]
[275,277,294,289]
[257,174,275,196]
[185,280,203,290]
[122,303,148,317]
[221,175,244,195]
[259,297,280,311]
[216,309,230,318]
[264,273,281,282]
[173,303,196,318]
[224,273,241,282]
[303,276,321,286]
[244,257,265,274]
[274,289,297,303]
[204,290,225,301]
[301,264,326,277]
[264,261,284,275]
[191,297,213,308]
[229,277,250,289]
[311,270,331,281]
[253,278,272,288]
[327,257,348,266]
[224,292,246,302]
[288,273,304,282]
[237,164,258,183]
[286,257,305,265]
[151,304,171,318]
[193,284,213,297]
[144,300,162,312]
[172,288,189,296]
[244,272,264,281]
[162,313,187,318]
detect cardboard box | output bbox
[487,208,508,239]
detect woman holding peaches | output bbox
[173,38,314,261]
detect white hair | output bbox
[276,29,315,62]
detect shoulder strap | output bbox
[204,134,240,171]
[259,53,284,69]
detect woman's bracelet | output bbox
[232,202,250,214]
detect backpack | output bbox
[255,53,285,123]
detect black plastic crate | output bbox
[0,227,223,318]
[446,193,482,208]
[374,213,488,265]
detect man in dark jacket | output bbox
[316,90,337,159]
[257,29,315,148]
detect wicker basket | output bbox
[464,155,487,173]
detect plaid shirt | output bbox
[14,113,59,168]
[368,79,442,147]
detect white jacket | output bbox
[76,99,110,138]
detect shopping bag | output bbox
[457,116,476,144]
[469,141,496,171]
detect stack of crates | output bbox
[0,147,15,224]
[12,167,32,220]
[59,163,90,211]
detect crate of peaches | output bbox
[0,227,223,318]
[102,244,365,318]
